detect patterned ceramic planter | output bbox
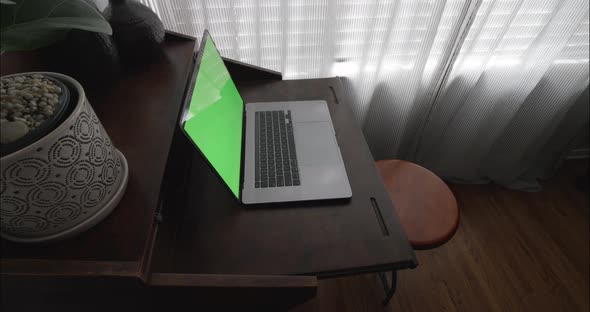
[0,72,128,243]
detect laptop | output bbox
[179,30,351,204]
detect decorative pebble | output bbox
[0,121,29,144]
[21,91,33,100]
[0,74,63,144]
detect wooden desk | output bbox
[151,78,417,279]
[1,32,415,310]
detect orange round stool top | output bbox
[376,160,459,249]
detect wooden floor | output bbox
[293,160,589,312]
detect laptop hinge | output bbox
[239,102,247,201]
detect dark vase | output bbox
[103,0,166,65]
[39,0,119,90]
[39,29,120,95]
[41,29,120,91]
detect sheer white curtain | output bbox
[126,0,588,189]
[417,0,589,189]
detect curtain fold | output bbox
[125,0,588,189]
[416,0,589,189]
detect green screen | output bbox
[184,36,243,199]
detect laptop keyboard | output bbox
[255,110,300,188]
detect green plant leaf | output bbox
[1,0,112,52]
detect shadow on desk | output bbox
[245,197,352,210]
[1,274,317,312]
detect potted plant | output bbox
[0,0,129,243]
[0,0,112,52]
[1,0,121,88]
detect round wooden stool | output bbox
[376,159,459,249]
[375,160,459,305]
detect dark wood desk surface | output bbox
[150,78,417,278]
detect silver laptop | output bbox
[180,30,351,204]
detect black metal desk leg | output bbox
[378,270,398,305]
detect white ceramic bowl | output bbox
[0,72,128,243]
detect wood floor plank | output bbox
[292,160,589,312]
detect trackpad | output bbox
[295,122,340,166]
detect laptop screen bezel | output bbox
[178,29,245,202]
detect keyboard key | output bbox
[292,172,299,180]
[269,179,276,187]
[261,182,268,188]
[293,179,300,186]
[292,166,298,172]
[255,182,260,188]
